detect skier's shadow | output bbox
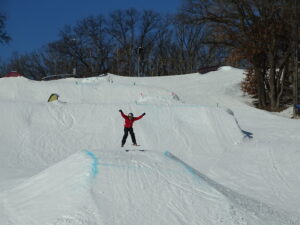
[242,130,253,139]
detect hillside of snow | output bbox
[0,67,300,225]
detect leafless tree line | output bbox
[0,13,10,45]
[0,8,224,80]
[180,0,299,111]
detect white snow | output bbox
[0,66,300,225]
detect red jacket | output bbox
[120,112,144,128]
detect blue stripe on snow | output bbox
[163,151,300,224]
[84,150,99,178]
[164,151,200,181]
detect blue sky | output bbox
[0,0,182,61]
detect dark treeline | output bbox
[0,8,224,79]
[180,0,299,111]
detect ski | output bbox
[125,149,146,152]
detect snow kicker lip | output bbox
[164,151,299,225]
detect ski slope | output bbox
[0,67,300,224]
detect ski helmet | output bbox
[128,113,134,117]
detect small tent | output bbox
[48,93,59,102]
[5,71,23,78]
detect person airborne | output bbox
[119,109,145,147]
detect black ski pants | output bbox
[122,127,136,145]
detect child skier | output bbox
[119,109,145,147]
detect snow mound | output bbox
[165,152,299,225]
[218,66,235,71]
[0,151,100,225]
[0,74,178,105]
[2,149,298,225]
[90,150,241,225]
[0,98,246,174]
[136,91,183,105]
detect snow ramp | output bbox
[0,151,101,225]
[137,105,246,172]
[0,100,246,175]
[93,150,298,225]
[2,150,298,225]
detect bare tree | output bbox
[136,10,167,76]
[0,13,10,44]
[108,9,139,76]
[48,15,111,76]
[180,0,297,110]
[1,7,228,79]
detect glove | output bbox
[119,109,123,113]
[142,112,146,116]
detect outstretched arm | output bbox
[119,109,127,119]
[134,113,146,121]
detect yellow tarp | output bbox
[48,93,59,102]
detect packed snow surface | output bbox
[0,67,300,225]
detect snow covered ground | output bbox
[0,67,299,225]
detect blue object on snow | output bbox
[295,104,300,109]
[84,150,99,178]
